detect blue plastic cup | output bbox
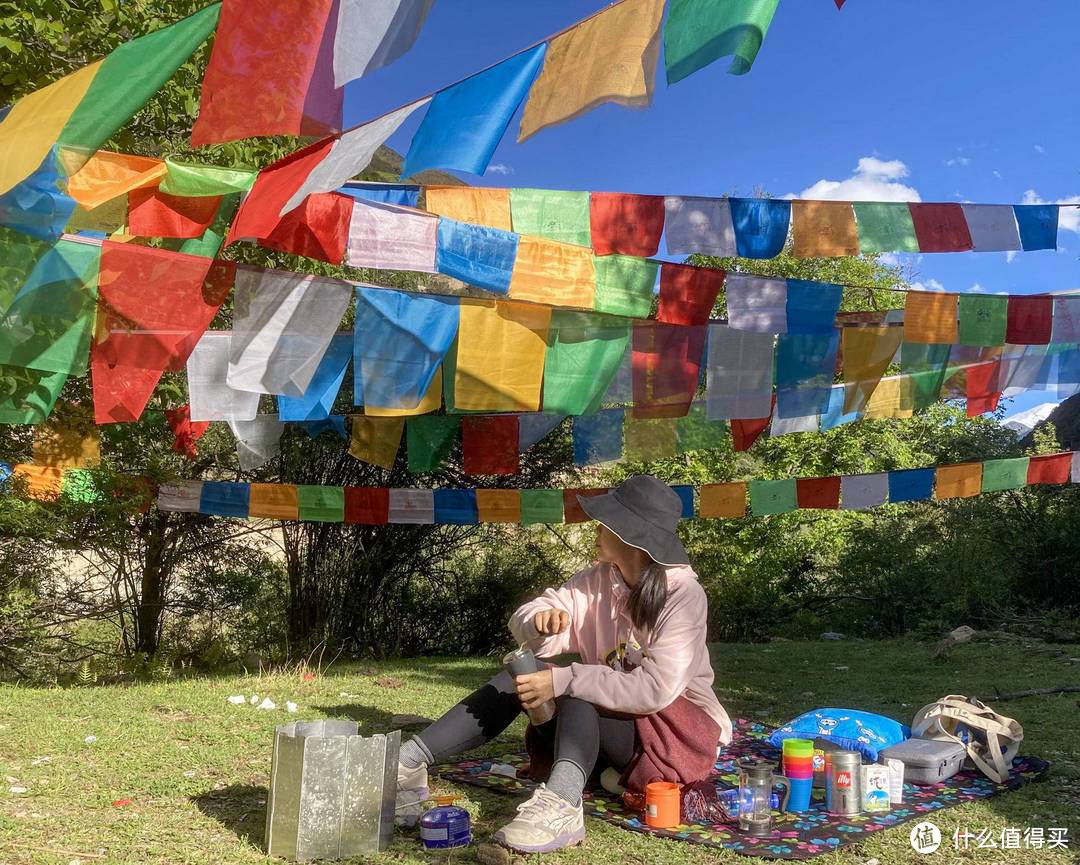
[782,776,813,813]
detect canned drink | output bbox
[502,646,557,725]
[827,751,862,816]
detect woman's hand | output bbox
[532,608,569,635]
[515,669,555,711]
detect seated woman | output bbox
[395,475,732,853]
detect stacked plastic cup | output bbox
[780,739,815,812]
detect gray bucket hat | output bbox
[578,475,689,567]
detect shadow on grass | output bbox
[193,784,267,850]
[310,703,407,733]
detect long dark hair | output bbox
[627,562,668,634]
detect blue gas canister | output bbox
[420,800,472,850]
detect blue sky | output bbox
[343,0,1080,416]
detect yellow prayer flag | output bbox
[863,376,915,419]
[624,416,677,461]
[365,368,443,417]
[424,186,512,230]
[348,416,405,469]
[841,326,904,413]
[0,61,102,196]
[792,200,859,258]
[249,483,299,520]
[904,292,958,344]
[518,0,665,142]
[476,488,522,523]
[31,404,101,468]
[12,464,64,501]
[699,482,747,518]
[934,463,983,500]
[66,150,168,210]
[454,300,551,412]
[508,235,596,309]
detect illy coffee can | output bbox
[502,645,557,725]
[826,751,862,816]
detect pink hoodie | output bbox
[508,561,732,747]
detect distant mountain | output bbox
[1004,403,1058,437]
[365,145,463,187]
[1020,392,1080,449]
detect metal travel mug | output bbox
[826,751,862,816]
[503,645,558,725]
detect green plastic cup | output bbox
[782,738,815,756]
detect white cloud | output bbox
[1005,250,1019,264]
[877,252,901,268]
[1034,144,1046,154]
[788,156,921,202]
[1021,189,1080,235]
[909,278,945,292]
[992,169,1003,179]
[486,163,514,175]
[945,156,972,167]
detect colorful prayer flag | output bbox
[958,295,1008,346]
[981,457,1030,491]
[462,415,519,475]
[664,0,780,82]
[433,489,479,524]
[388,487,435,523]
[406,415,459,472]
[707,324,777,422]
[656,262,724,326]
[887,468,935,503]
[841,326,903,413]
[699,482,746,518]
[724,273,787,333]
[961,204,1021,252]
[127,187,222,239]
[796,476,841,510]
[624,415,677,460]
[348,416,405,469]
[542,311,629,415]
[934,463,982,499]
[791,200,859,258]
[1027,452,1071,485]
[200,481,250,518]
[520,489,565,524]
[508,236,596,308]
[904,292,958,344]
[1005,296,1053,345]
[332,0,435,86]
[298,485,346,522]
[249,483,299,520]
[592,254,657,317]
[278,333,351,422]
[186,332,260,422]
[572,409,624,465]
[157,481,204,513]
[589,192,665,257]
[909,203,973,252]
[749,478,796,515]
[66,151,167,210]
[664,196,736,256]
[563,488,608,523]
[631,321,706,419]
[476,489,521,523]
[229,414,285,471]
[1013,204,1058,251]
[436,218,519,295]
[853,202,919,254]
[509,189,590,246]
[839,472,888,509]
[165,404,209,459]
[729,198,791,259]
[344,486,390,524]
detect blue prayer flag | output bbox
[730,198,791,259]
[299,416,348,439]
[199,481,250,517]
[1013,204,1058,251]
[887,468,935,503]
[338,182,421,208]
[518,413,566,451]
[435,218,519,295]
[672,485,695,518]
[354,287,460,407]
[402,44,547,178]
[433,488,478,524]
[775,330,840,419]
[786,280,843,334]
[572,409,623,466]
[0,148,76,241]
[820,385,860,431]
[278,333,351,421]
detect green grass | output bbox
[1,640,1077,864]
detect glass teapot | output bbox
[737,759,787,837]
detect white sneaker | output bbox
[395,761,429,828]
[493,784,585,853]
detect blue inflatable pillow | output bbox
[769,708,911,761]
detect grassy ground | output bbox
[0,639,1077,865]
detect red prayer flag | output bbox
[631,321,706,419]
[128,187,223,238]
[344,487,390,524]
[191,0,342,146]
[965,359,1001,417]
[165,404,210,459]
[1005,296,1053,345]
[796,476,841,509]
[462,415,520,475]
[259,192,352,264]
[563,487,608,524]
[226,138,336,247]
[589,192,665,256]
[909,203,973,252]
[1027,453,1071,485]
[731,396,775,452]
[657,262,724,326]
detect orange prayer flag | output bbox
[518,0,665,142]
[424,186,511,230]
[249,483,299,520]
[31,403,101,468]
[348,416,405,469]
[476,488,522,523]
[699,481,747,518]
[863,376,915,419]
[12,464,64,501]
[904,292,958,344]
[934,463,982,500]
[791,200,859,258]
[508,235,596,309]
[841,327,903,413]
[66,151,167,210]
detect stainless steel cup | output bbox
[503,645,557,725]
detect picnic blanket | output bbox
[433,718,1050,860]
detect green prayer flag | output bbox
[676,402,728,453]
[749,478,797,515]
[175,193,238,258]
[981,457,1031,492]
[58,4,222,159]
[509,188,591,246]
[542,311,630,414]
[624,416,677,461]
[519,489,564,524]
[406,415,459,472]
[592,254,657,318]
[664,0,780,83]
[62,468,103,503]
[853,203,920,254]
[0,228,51,313]
[0,364,68,423]
[901,343,951,410]
[958,295,1008,346]
[297,485,345,522]
[160,159,257,197]
[0,239,100,375]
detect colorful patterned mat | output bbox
[433,719,1050,860]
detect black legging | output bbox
[416,670,637,781]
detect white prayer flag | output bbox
[187,332,261,422]
[725,272,788,333]
[388,488,435,523]
[333,0,436,87]
[961,204,1021,252]
[158,481,203,513]
[229,414,285,471]
[705,324,775,420]
[664,196,736,256]
[346,199,438,272]
[840,473,889,510]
